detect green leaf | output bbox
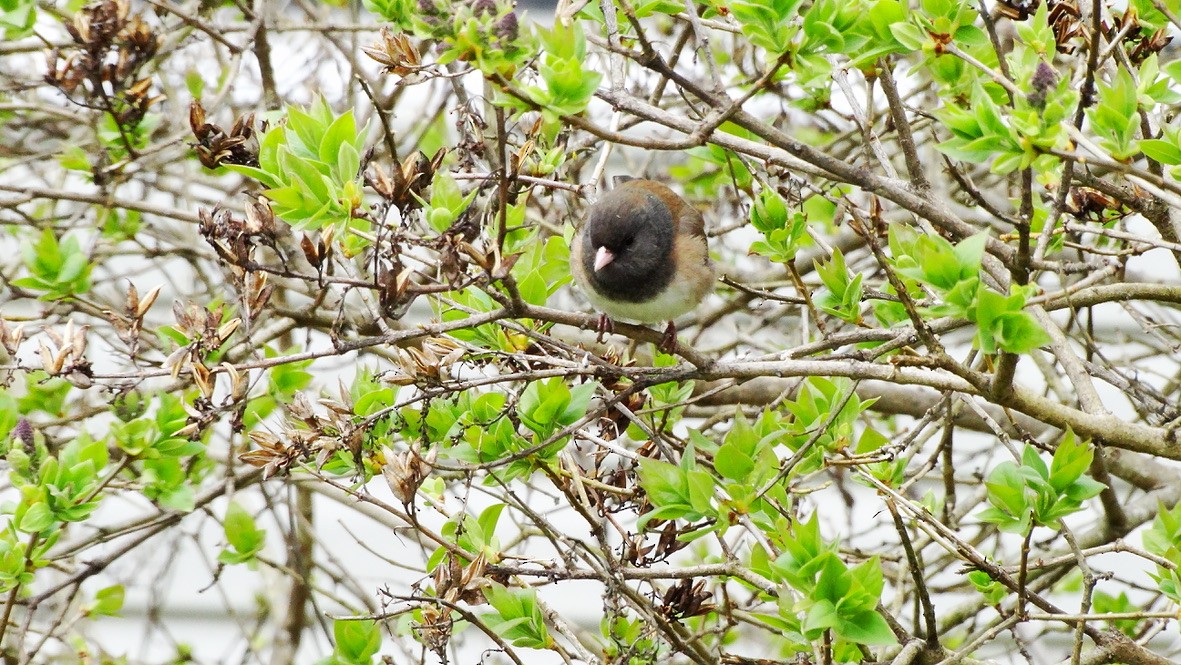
[1139,139,1181,165]
[993,311,1051,354]
[476,503,504,549]
[59,146,90,172]
[333,619,381,663]
[836,610,897,645]
[968,569,1007,604]
[155,482,196,512]
[0,0,36,39]
[715,440,755,481]
[222,501,266,563]
[287,105,326,160]
[952,232,988,274]
[636,447,713,530]
[983,462,1029,517]
[336,142,362,183]
[633,0,686,17]
[517,269,549,306]
[319,111,358,165]
[637,458,685,507]
[1048,430,1091,493]
[813,554,851,602]
[890,22,926,50]
[732,0,803,53]
[560,381,596,426]
[18,229,92,300]
[18,502,53,533]
[868,0,907,37]
[519,377,569,438]
[482,584,552,649]
[1021,444,1049,479]
[686,469,716,514]
[750,187,789,233]
[87,585,125,617]
[1063,476,1106,502]
[803,599,839,635]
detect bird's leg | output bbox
[596,314,614,343]
[658,321,678,354]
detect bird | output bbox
[571,178,715,353]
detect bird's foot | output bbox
[658,321,678,355]
[595,314,614,343]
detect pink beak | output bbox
[594,246,615,272]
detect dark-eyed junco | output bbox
[571,178,715,351]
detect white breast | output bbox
[582,277,702,323]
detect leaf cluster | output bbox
[977,432,1106,534]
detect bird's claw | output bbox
[596,314,614,344]
[658,321,678,355]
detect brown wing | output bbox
[628,180,707,240]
